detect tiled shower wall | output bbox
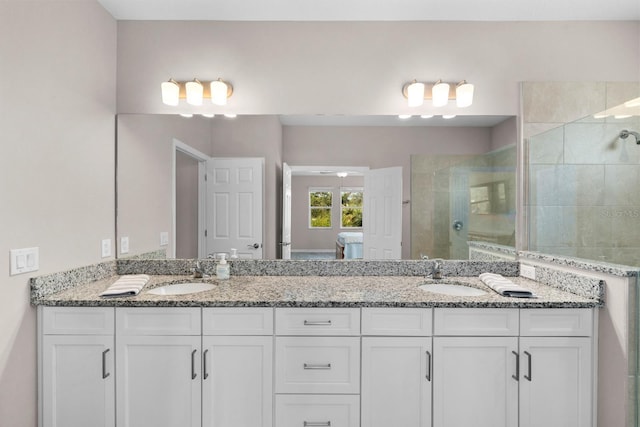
[524,82,640,266]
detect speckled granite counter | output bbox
[32,274,601,309]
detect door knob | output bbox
[248,243,261,249]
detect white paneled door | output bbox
[363,167,402,259]
[206,158,264,259]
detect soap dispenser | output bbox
[216,253,230,280]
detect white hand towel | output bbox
[479,273,536,298]
[100,274,150,297]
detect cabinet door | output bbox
[202,336,273,427]
[42,335,114,427]
[362,337,431,427]
[116,335,201,427]
[519,337,593,427]
[433,336,518,427]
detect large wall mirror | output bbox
[116,114,517,261]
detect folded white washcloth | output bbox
[100,274,150,297]
[479,273,536,298]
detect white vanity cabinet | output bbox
[201,307,273,427]
[361,308,433,427]
[432,308,595,427]
[518,309,594,427]
[275,308,361,427]
[115,307,202,427]
[39,307,115,427]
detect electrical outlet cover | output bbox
[10,247,39,275]
[121,236,130,254]
[520,264,536,280]
[101,239,112,258]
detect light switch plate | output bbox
[520,264,536,280]
[120,236,129,254]
[10,247,39,276]
[160,232,169,246]
[101,239,112,258]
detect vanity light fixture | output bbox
[432,80,450,107]
[402,79,474,108]
[185,79,204,105]
[161,78,234,106]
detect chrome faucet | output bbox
[193,261,209,279]
[430,259,444,280]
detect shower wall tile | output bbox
[564,123,640,165]
[523,122,562,140]
[527,125,564,164]
[522,82,607,124]
[528,206,578,248]
[605,165,640,206]
[528,164,605,206]
[606,81,640,110]
[610,208,640,248]
[575,206,613,247]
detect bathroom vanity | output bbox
[33,268,601,427]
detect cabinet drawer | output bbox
[116,307,201,335]
[275,308,360,336]
[362,308,432,336]
[275,337,360,394]
[434,308,519,336]
[275,394,360,427]
[203,307,273,335]
[520,309,593,337]
[42,307,114,335]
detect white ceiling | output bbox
[279,115,511,127]
[97,0,640,21]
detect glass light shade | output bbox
[161,80,180,106]
[456,81,474,108]
[432,81,450,107]
[407,81,425,107]
[210,80,228,105]
[185,79,204,106]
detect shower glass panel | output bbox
[527,104,640,266]
[411,145,516,260]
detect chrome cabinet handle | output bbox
[425,350,432,381]
[304,422,331,426]
[303,363,331,370]
[524,351,532,381]
[303,320,332,326]
[203,349,209,380]
[191,349,197,380]
[512,350,519,381]
[102,348,110,379]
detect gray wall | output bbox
[0,1,117,424]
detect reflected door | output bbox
[206,158,264,259]
[281,163,292,259]
[363,167,402,259]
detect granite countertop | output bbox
[33,274,600,309]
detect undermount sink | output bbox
[147,282,216,296]
[418,281,487,297]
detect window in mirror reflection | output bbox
[470,181,508,215]
[340,188,363,228]
[309,188,333,228]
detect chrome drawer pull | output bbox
[102,348,110,379]
[304,422,331,426]
[425,350,432,381]
[524,351,532,381]
[203,349,209,380]
[512,350,519,381]
[191,349,197,380]
[303,320,332,326]
[303,363,332,370]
